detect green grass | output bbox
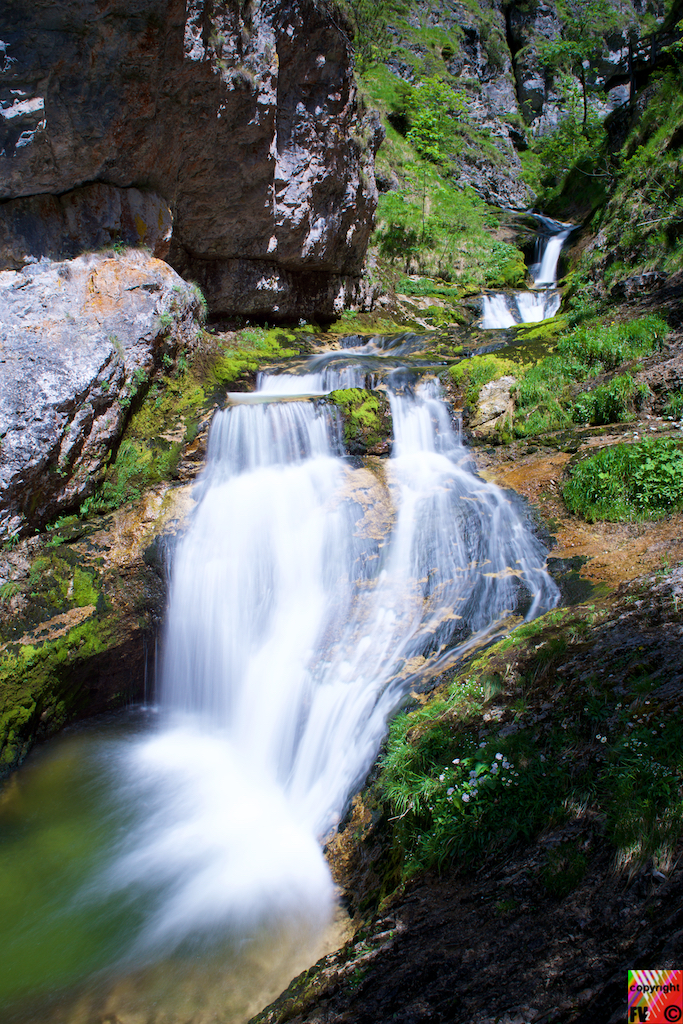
[571,373,647,426]
[563,437,683,522]
[358,58,527,292]
[663,389,683,419]
[511,315,667,438]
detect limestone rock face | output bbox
[506,0,656,138]
[469,375,517,437]
[0,251,200,538]
[0,0,380,318]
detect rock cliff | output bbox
[0,0,381,318]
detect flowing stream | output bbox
[481,215,574,329]
[0,354,559,1022]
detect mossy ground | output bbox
[77,325,311,518]
[0,612,128,773]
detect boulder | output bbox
[0,250,201,539]
[469,375,517,437]
[0,0,380,318]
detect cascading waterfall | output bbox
[0,359,559,1022]
[481,216,574,329]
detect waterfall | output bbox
[528,215,575,287]
[481,215,573,329]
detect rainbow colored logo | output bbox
[628,970,683,1022]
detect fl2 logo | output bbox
[630,1008,683,1022]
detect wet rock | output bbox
[0,483,192,776]
[0,0,380,318]
[0,250,201,539]
[469,375,517,437]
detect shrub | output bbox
[563,437,683,521]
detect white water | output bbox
[529,216,574,287]
[482,216,572,329]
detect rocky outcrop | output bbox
[0,250,201,539]
[0,184,173,269]
[506,0,667,138]
[0,0,381,318]
[0,484,192,776]
[385,0,534,209]
[326,387,393,455]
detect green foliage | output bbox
[0,581,22,605]
[664,390,683,419]
[327,388,391,451]
[571,373,646,426]
[558,314,667,369]
[590,66,683,281]
[402,77,467,162]
[79,437,180,516]
[0,613,125,770]
[364,597,683,894]
[189,282,209,324]
[343,0,392,70]
[563,437,683,521]
[377,680,568,876]
[512,315,667,437]
[373,174,526,288]
[535,78,607,196]
[450,354,519,405]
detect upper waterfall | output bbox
[481,215,574,329]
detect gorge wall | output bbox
[0,0,382,318]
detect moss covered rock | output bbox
[0,483,192,777]
[327,388,393,456]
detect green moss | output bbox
[0,613,126,773]
[327,388,393,454]
[512,315,568,345]
[449,353,520,405]
[72,568,99,608]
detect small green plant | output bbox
[541,843,587,897]
[513,316,668,438]
[189,282,209,324]
[664,389,683,419]
[563,437,683,521]
[450,353,519,405]
[157,312,173,331]
[571,373,646,426]
[0,580,22,604]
